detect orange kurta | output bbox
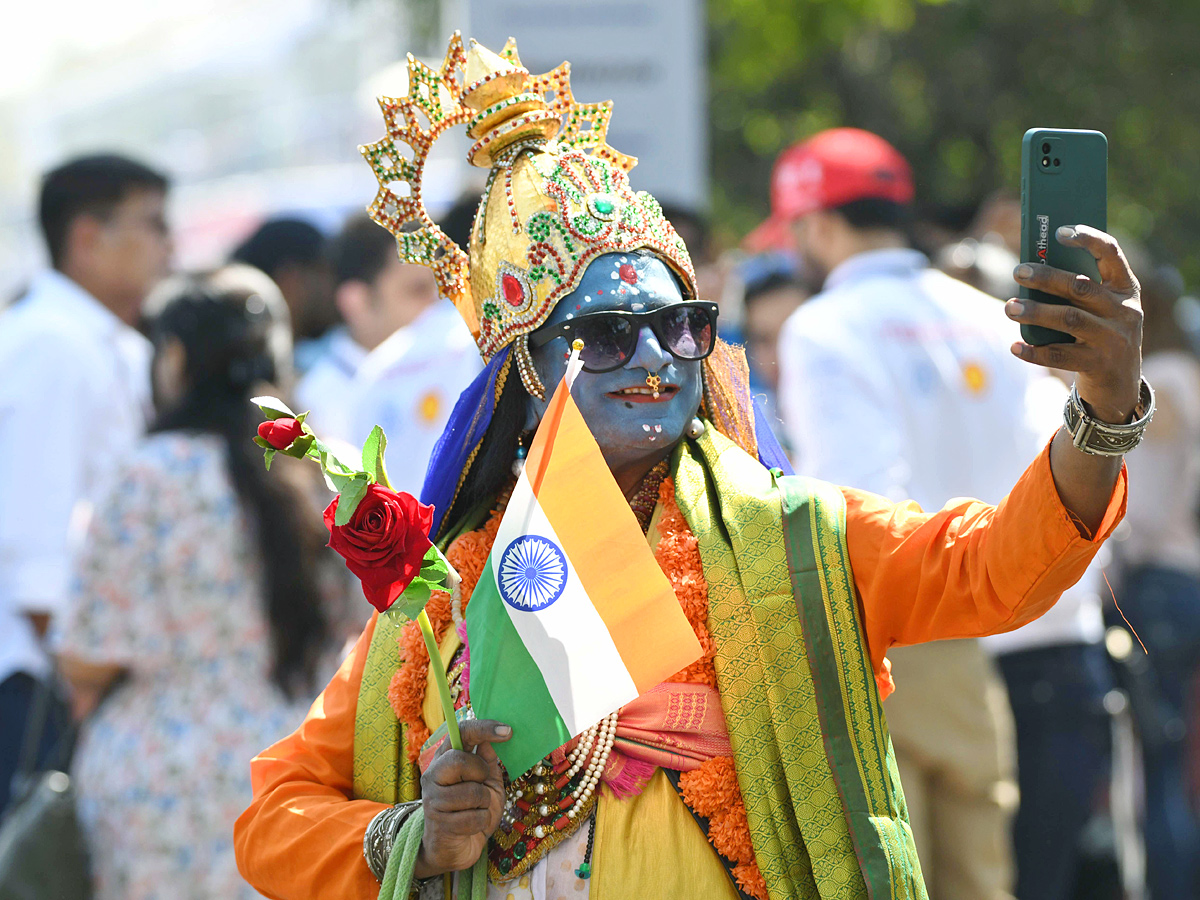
[234,442,1126,900]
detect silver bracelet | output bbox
[1063,377,1156,457]
[363,800,422,882]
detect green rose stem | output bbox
[251,399,465,753]
[374,469,464,754]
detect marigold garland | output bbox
[656,478,767,900]
[385,477,766,898]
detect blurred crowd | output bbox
[1,124,1198,900]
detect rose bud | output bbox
[257,417,304,450]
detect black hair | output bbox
[744,271,805,307]
[437,368,527,539]
[38,154,169,269]
[830,197,913,232]
[147,269,328,698]
[231,218,327,279]
[330,214,397,287]
[438,194,484,254]
[658,204,712,262]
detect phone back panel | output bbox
[1019,128,1108,345]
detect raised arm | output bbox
[845,438,1126,675]
[1005,225,1145,535]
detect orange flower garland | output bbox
[385,478,766,898]
[656,479,767,900]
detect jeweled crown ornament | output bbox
[360,33,697,398]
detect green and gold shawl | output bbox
[352,426,926,900]
[676,428,925,900]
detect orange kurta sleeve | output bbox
[843,440,1127,680]
[235,613,385,900]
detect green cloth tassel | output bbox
[377,808,488,900]
[457,853,488,900]
[378,808,425,900]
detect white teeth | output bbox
[615,386,669,395]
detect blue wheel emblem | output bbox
[497,536,568,612]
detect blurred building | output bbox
[0,0,469,299]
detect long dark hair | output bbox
[438,361,528,538]
[146,266,328,698]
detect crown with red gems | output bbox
[359,33,697,398]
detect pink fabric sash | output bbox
[600,682,733,798]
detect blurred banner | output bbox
[465,0,708,211]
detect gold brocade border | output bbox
[354,611,417,804]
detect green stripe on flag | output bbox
[466,555,570,778]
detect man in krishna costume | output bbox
[235,34,1151,900]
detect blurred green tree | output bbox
[709,0,1200,283]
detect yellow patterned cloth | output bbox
[675,428,926,900]
[353,427,925,899]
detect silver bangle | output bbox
[1063,377,1155,457]
[363,800,422,882]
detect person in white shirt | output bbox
[294,214,448,448]
[349,299,482,496]
[231,218,336,376]
[1111,263,1200,900]
[343,198,484,496]
[769,128,1113,900]
[0,153,171,813]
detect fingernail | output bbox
[1014,264,1034,280]
[1005,300,1025,317]
[1057,225,1077,240]
[494,724,512,738]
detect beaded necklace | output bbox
[388,461,765,894]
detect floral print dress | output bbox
[56,433,342,900]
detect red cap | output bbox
[744,128,914,253]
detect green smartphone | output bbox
[1019,127,1108,345]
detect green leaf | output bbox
[419,544,449,582]
[334,474,371,526]
[361,425,389,486]
[295,411,310,427]
[391,578,432,620]
[253,436,272,450]
[251,395,295,419]
[280,434,315,459]
[263,448,276,471]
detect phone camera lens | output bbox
[1053,158,1061,167]
[1041,157,1050,168]
[1042,142,1051,154]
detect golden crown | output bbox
[359,34,696,398]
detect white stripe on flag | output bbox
[491,470,639,735]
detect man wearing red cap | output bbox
[767,128,1094,900]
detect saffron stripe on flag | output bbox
[525,382,697,693]
[491,471,640,736]
[466,555,571,778]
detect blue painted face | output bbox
[526,252,704,484]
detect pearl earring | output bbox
[512,444,528,477]
[686,417,705,439]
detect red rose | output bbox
[258,417,304,450]
[323,484,434,612]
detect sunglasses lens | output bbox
[659,306,714,360]
[573,315,635,371]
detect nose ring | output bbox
[645,372,661,399]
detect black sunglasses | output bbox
[528,302,719,374]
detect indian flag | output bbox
[465,358,703,777]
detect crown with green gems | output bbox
[359,33,697,398]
